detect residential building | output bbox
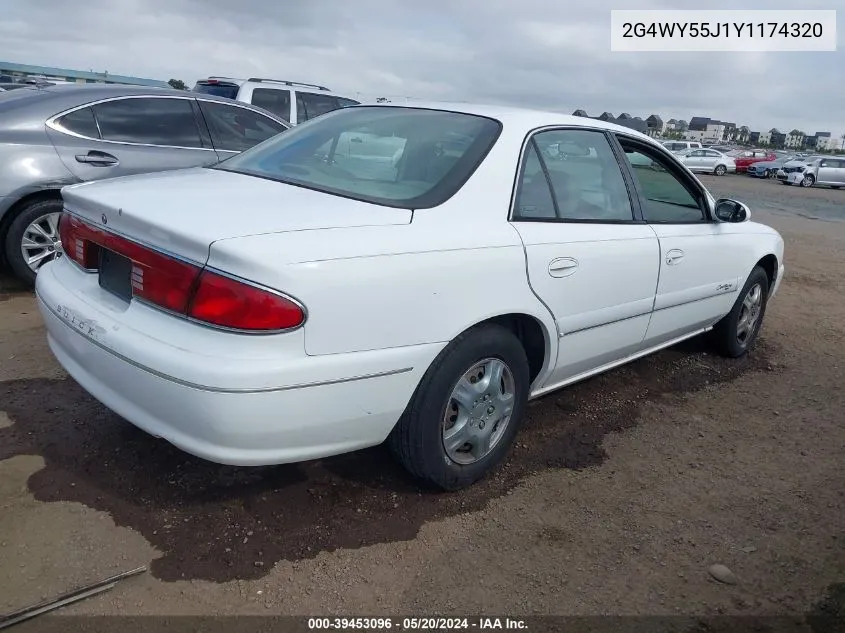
[598,112,615,121]
[769,129,786,148]
[785,130,805,149]
[759,130,773,145]
[814,132,834,150]
[572,109,589,117]
[749,131,761,145]
[0,60,168,87]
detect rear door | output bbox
[700,150,721,171]
[196,99,288,159]
[247,87,293,123]
[511,128,660,386]
[46,96,218,181]
[294,91,344,124]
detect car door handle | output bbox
[548,257,579,278]
[665,249,685,265]
[75,151,119,166]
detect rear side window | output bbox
[215,106,502,209]
[193,81,239,100]
[297,92,343,122]
[198,101,287,152]
[56,107,100,139]
[250,88,291,121]
[93,98,203,148]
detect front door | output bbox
[817,158,845,186]
[615,136,745,347]
[510,128,660,386]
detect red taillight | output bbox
[58,213,99,269]
[188,270,305,331]
[57,212,305,332]
[114,240,200,313]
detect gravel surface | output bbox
[0,175,842,618]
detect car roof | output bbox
[197,77,351,99]
[348,101,659,144]
[0,83,289,125]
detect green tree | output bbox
[168,79,187,90]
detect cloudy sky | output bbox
[2,0,842,139]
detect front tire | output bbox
[389,323,530,491]
[762,169,770,178]
[711,266,770,358]
[714,164,727,176]
[801,174,815,188]
[4,198,64,286]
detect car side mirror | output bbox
[714,198,751,223]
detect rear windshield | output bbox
[193,82,239,100]
[214,106,502,209]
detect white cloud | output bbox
[0,0,842,137]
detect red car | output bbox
[729,149,777,173]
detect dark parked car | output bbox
[0,84,289,284]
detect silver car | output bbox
[677,148,737,176]
[0,84,289,284]
[785,157,845,188]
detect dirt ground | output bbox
[0,175,843,619]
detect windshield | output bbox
[215,106,502,209]
[193,82,239,100]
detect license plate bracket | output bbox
[98,248,133,302]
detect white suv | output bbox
[192,77,359,125]
[662,140,703,154]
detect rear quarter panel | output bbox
[206,210,558,363]
[0,128,78,222]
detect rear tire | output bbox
[711,266,770,358]
[4,198,64,287]
[389,323,530,491]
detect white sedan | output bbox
[677,148,737,175]
[36,104,785,490]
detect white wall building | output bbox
[785,131,805,148]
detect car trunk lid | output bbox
[60,167,412,264]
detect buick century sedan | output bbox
[36,103,785,490]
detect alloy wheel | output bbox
[20,211,62,274]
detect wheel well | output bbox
[0,190,63,265]
[483,313,548,384]
[756,254,778,289]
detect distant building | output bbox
[814,132,833,150]
[0,60,168,87]
[618,112,632,120]
[749,131,761,144]
[785,130,805,149]
[572,109,589,117]
[598,112,615,121]
[769,129,786,148]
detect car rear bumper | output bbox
[35,258,442,466]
